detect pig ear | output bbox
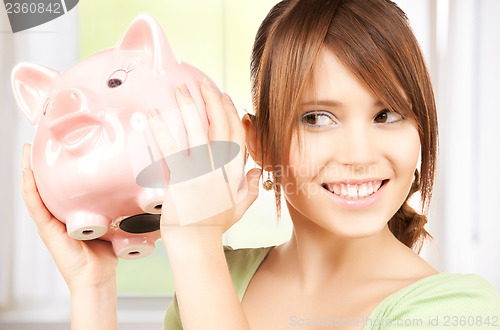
[116,14,178,74]
[11,63,59,125]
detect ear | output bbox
[116,14,178,74]
[242,114,264,168]
[11,63,59,125]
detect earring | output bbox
[262,169,274,191]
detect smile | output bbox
[321,179,389,209]
[322,180,388,199]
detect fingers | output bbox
[173,81,244,148]
[201,79,229,142]
[148,109,180,157]
[221,93,246,148]
[175,84,208,148]
[20,144,66,238]
[200,79,246,166]
[151,81,246,181]
[22,143,31,170]
[20,146,114,270]
[234,168,262,220]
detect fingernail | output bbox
[148,108,160,118]
[203,78,217,91]
[179,84,191,97]
[223,93,234,105]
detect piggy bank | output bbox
[12,14,213,259]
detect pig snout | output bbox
[44,89,102,150]
[46,89,85,122]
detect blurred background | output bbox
[0,0,499,329]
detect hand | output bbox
[148,80,262,239]
[21,144,118,294]
[148,82,258,330]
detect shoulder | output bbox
[367,273,500,329]
[223,245,274,299]
[162,245,274,330]
[400,273,500,308]
[223,245,274,273]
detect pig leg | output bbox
[65,211,110,240]
[137,188,166,214]
[111,235,158,260]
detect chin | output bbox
[325,214,389,239]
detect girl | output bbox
[21,0,500,329]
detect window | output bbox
[78,0,291,297]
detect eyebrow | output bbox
[302,100,343,107]
[301,100,384,108]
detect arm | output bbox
[164,228,249,330]
[149,80,262,330]
[21,145,118,330]
[70,282,118,330]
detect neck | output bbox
[276,201,413,292]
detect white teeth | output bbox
[333,184,341,195]
[347,185,358,198]
[358,184,368,198]
[324,180,384,199]
[367,182,374,195]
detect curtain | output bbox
[0,6,16,308]
[430,0,500,288]
[0,7,79,310]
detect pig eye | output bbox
[42,99,51,116]
[107,69,128,88]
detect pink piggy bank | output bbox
[12,14,213,259]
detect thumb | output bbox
[234,168,262,219]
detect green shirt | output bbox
[163,246,500,329]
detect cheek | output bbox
[282,133,326,193]
[288,132,332,170]
[386,125,421,179]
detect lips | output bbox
[321,179,389,209]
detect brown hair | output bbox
[250,0,438,252]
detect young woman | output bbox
[21,0,500,329]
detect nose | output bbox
[45,89,86,122]
[336,123,376,168]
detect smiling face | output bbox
[280,49,421,238]
[250,0,437,249]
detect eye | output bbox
[107,69,128,88]
[301,111,337,128]
[373,109,403,124]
